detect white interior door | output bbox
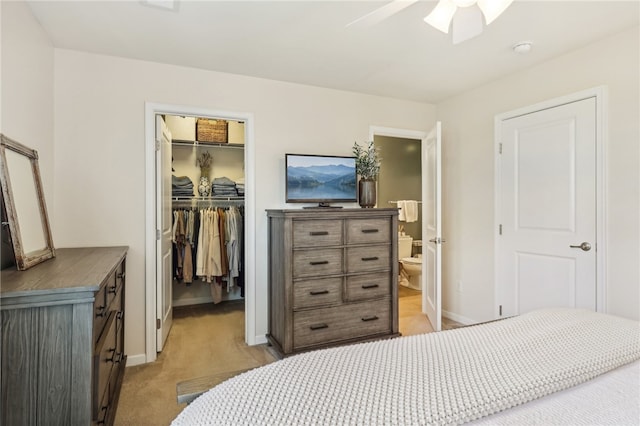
[156,115,173,351]
[497,97,597,317]
[423,122,442,331]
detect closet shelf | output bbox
[172,140,244,149]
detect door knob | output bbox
[569,242,591,251]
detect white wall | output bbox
[437,26,640,322]
[11,1,637,365]
[1,1,54,209]
[53,49,435,360]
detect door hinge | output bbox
[155,140,160,151]
[498,143,503,154]
[156,229,161,240]
[499,305,503,316]
[156,318,161,329]
[499,224,502,235]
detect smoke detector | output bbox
[512,42,533,54]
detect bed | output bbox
[172,308,640,425]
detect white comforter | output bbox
[173,308,640,425]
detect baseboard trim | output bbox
[442,310,476,325]
[126,353,147,367]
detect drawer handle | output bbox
[117,272,126,280]
[310,323,329,331]
[117,311,124,320]
[97,405,109,424]
[115,352,124,364]
[361,229,379,234]
[107,347,116,363]
[95,306,106,318]
[361,315,379,322]
[108,285,118,294]
[361,256,379,262]
[361,284,379,289]
[309,290,329,296]
[310,231,329,236]
[309,260,329,266]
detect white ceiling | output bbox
[26,1,640,103]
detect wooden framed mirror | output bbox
[0,134,55,270]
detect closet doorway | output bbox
[145,103,256,364]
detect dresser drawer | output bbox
[346,273,390,301]
[293,299,391,349]
[293,220,342,248]
[93,284,108,342]
[95,381,110,425]
[107,261,125,309]
[110,283,123,319]
[115,313,125,365]
[93,311,117,419]
[346,218,390,244]
[293,248,343,278]
[95,358,120,426]
[346,246,390,273]
[293,277,342,310]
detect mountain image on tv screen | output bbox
[286,155,356,201]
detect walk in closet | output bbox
[165,114,246,307]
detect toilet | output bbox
[398,235,422,290]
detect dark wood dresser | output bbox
[0,246,127,425]
[266,208,399,357]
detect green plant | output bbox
[352,141,381,180]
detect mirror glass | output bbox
[0,134,55,270]
[5,149,47,253]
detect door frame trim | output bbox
[493,86,607,317]
[144,102,256,364]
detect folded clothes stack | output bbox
[172,175,194,197]
[211,176,238,196]
[236,177,245,196]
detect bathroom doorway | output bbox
[370,126,437,335]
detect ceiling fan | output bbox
[348,0,515,44]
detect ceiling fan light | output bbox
[477,0,514,25]
[452,0,477,8]
[424,0,458,34]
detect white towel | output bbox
[397,200,407,221]
[404,200,418,223]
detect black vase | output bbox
[358,179,376,208]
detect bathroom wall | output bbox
[376,136,422,244]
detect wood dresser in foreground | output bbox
[0,246,127,425]
[266,208,399,357]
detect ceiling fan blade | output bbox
[424,0,457,34]
[347,0,419,28]
[477,0,514,25]
[452,5,484,44]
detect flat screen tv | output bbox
[285,153,357,207]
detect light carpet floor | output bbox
[115,289,456,425]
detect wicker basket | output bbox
[197,118,228,143]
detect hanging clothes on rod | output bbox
[173,208,197,284]
[172,200,244,303]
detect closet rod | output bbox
[172,196,244,208]
[172,196,244,201]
